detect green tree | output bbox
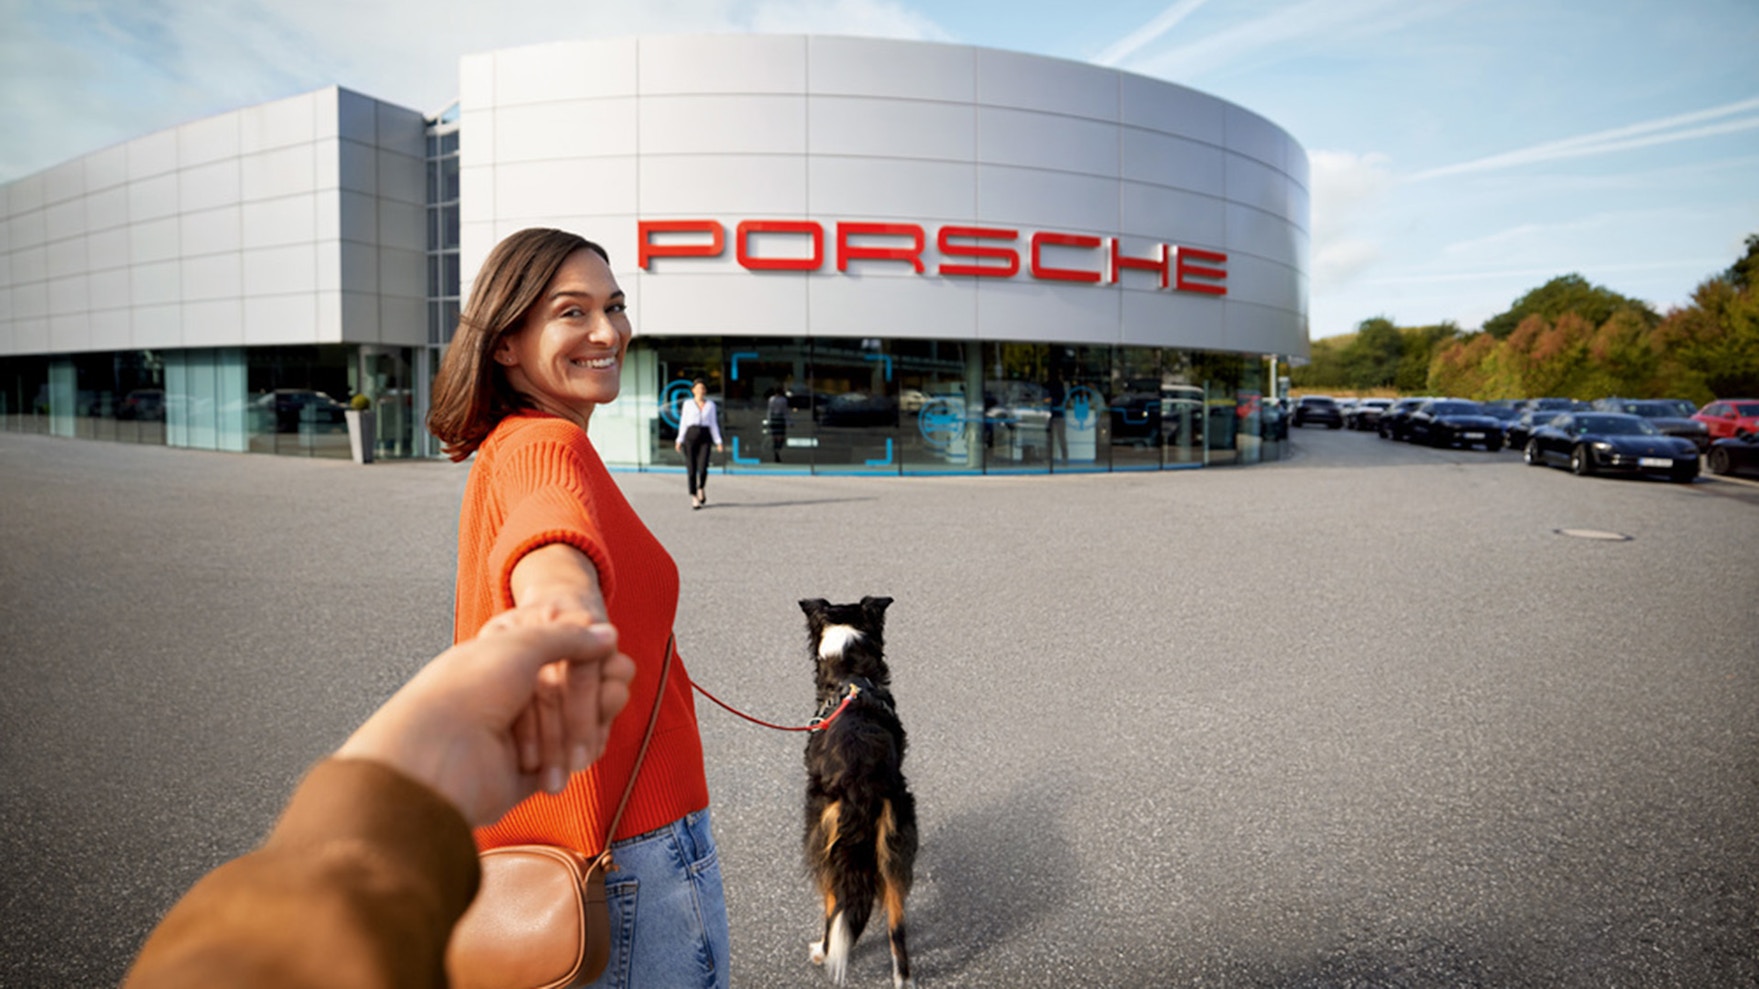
[1398,322,1458,393]
[1340,317,1402,390]
[1291,335,1350,390]
[1724,233,1758,291]
[1652,276,1759,401]
[1480,274,1658,340]
[1428,333,1496,397]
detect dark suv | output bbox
[1292,395,1343,429]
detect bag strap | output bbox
[596,633,674,867]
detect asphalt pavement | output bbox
[2,427,1756,987]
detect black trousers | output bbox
[683,426,714,495]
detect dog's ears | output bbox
[860,596,893,616]
[799,598,830,616]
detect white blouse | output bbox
[677,398,723,445]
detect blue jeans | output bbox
[585,808,729,989]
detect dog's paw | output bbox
[809,939,826,965]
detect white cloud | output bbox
[745,0,952,38]
[0,0,954,182]
[1307,149,1395,291]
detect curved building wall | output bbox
[459,35,1309,356]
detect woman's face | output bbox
[495,248,632,422]
[692,382,707,402]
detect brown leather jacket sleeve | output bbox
[123,758,480,989]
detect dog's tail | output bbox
[822,852,877,984]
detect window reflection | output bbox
[622,339,1271,476]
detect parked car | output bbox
[1591,398,1711,452]
[1692,399,1759,441]
[1378,397,1434,441]
[1523,412,1699,482]
[1706,430,1759,478]
[1291,395,1343,429]
[1346,398,1392,431]
[1521,397,1589,414]
[1504,408,1565,451]
[1405,399,1506,451]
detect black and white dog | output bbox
[799,596,918,989]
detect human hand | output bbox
[335,608,636,827]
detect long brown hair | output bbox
[427,229,610,461]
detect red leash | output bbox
[691,680,859,733]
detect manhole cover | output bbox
[1555,528,1631,541]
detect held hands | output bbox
[335,607,636,827]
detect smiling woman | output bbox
[424,227,731,989]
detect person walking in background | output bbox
[426,227,729,989]
[766,387,789,462]
[676,378,723,508]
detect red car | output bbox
[1693,399,1759,440]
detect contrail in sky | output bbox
[1409,95,1759,180]
[1092,0,1213,67]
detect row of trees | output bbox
[1294,235,1759,405]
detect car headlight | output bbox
[1592,441,1614,452]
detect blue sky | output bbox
[3,0,1755,339]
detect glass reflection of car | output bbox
[1591,398,1711,452]
[1377,397,1434,441]
[116,388,166,421]
[254,389,348,432]
[1707,429,1759,478]
[1405,399,1506,451]
[817,392,897,428]
[1523,412,1699,482]
[1291,395,1343,429]
[1346,398,1392,430]
[1692,399,1759,441]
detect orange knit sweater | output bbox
[455,413,708,855]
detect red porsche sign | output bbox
[637,219,1227,295]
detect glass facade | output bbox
[1,345,416,460]
[598,337,1288,476]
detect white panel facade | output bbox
[457,35,1304,362]
[806,97,975,162]
[1,34,1303,367]
[0,85,425,354]
[641,155,808,217]
[807,36,975,101]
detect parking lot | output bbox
[2,427,1755,987]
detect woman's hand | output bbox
[335,608,636,827]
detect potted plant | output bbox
[344,393,376,464]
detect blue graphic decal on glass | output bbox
[730,436,760,465]
[660,378,694,429]
[918,397,966,452]
[728,352,759,380]
[1063,386,1100,429]
[865,437,895,467]
[862,353,893,381]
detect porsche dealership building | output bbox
[0,35,1309,474]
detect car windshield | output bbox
[1733,402,1759,417]
[1578,414,1658,436]
[1430,401,1480,415]
[1625,401,1679,418]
